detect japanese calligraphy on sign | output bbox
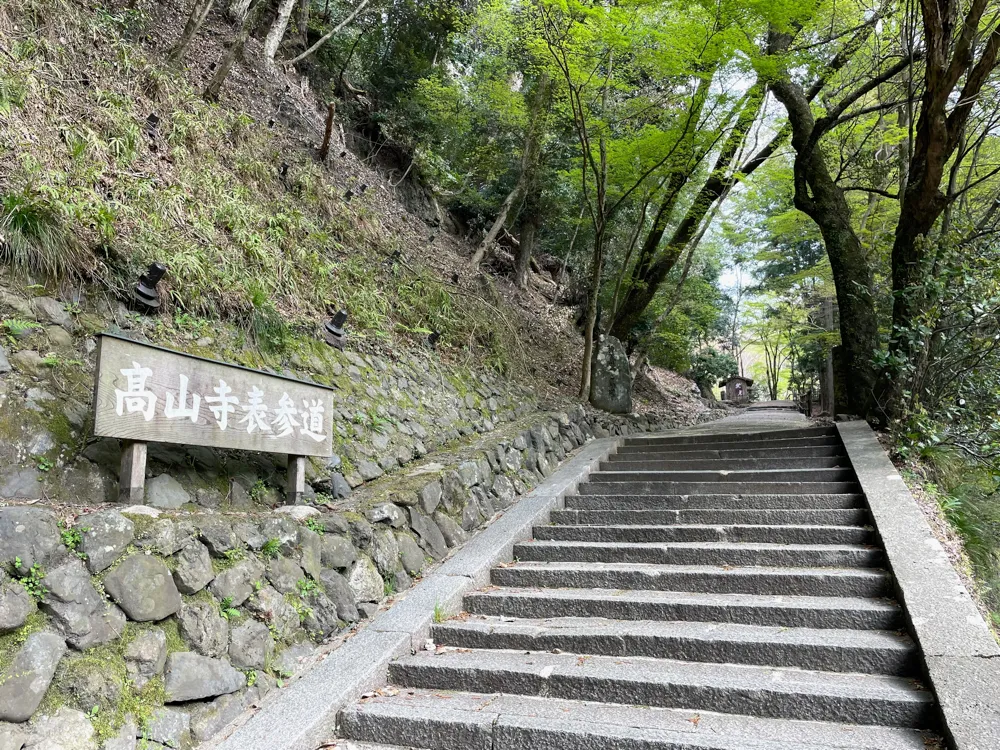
[93,335,334,457]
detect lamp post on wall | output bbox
[324,309,348,350]
[134,262,167,312]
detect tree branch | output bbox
[283,0,370,66]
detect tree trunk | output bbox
[470,72,552,268]
[291,0,310,54]
[579,225,605,400]
[516,186,541,290]
[263,0,298,62]
[770,71,879,417]
[228,0,251,21]
[882,2,1000,421]
[318,101,337,160]
[204,0,266,101]
[169,0,215,65]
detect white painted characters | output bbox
[115,362,157,421]
[115,365,327,442]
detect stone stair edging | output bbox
[837,421,1000,750]
[207,436,623,750]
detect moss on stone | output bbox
[160,618,187,655]
[0,610,46,674]
[122,513,156,540]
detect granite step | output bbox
[340,691,934,750]
[536,523,874,545]
[431,617,918,675]
[576,481,862,495]
[387,650,935,727]
[491,561,892,597]
[549,507,870,526]
[565,493,865,509]
[512,540,883,568]
[617,436,843,453]
[624,426,837,445]
[589,468,857,483]
[615,445,846,459]
[602,457,852,471]
[464,586,904,630]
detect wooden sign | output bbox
[94,334,334,458]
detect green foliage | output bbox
[0,186,91,278]
[11,557,47,602]
[248,479,269,503]
[689,349,738,393]
[0,318,42,339]
[218,597,240,621]
[59,524,89,559]
[911,451,1000,620]
[295,578,319,598]
[261,538,282,559]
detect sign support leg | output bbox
[119,441,147,504]
[286,455,306,505]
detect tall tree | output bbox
[764,5,910,416]
[885,0,1000,420]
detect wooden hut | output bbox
[719,375,754,404]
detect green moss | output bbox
[0,610,47,673]
[41,638,168,743]
[122,513,156,540]
[211,548,246,573]
[159,618,187,655]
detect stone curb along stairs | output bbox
[324,414,998,750]
[208,436,619,750]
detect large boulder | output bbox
[265,556,304,595]
[198,518,238,557]
[40,560,127,649]
[208,556,264,607]
[347,555,383,604]
[589,334,632,414]
[245,586,299,641]
[145,707,191,749]
[103,555,182,622]
[0,507,61,572]
[78,510,134,574]
[296,527,323,581]
[228,619,273,670]
[395,533,425,577]
[163,653,245,703]
[301,590,341,638]
[172,541,215,595]
[0,631,66,721]
[146,474,191,509]
[369,528,400,578]
[319,535,355,571]
[407,508,447,560]
[124,627,167,689]
[0,575,35,634]
[318,569,359,623]
[19,706,96,750]
[177,600,229,658]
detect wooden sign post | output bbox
[93,334,334,505]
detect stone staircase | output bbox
[334,423,944,749]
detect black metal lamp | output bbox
[324,309,348,349]
[134,262,166,311]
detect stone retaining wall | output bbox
[0,404,714,750]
